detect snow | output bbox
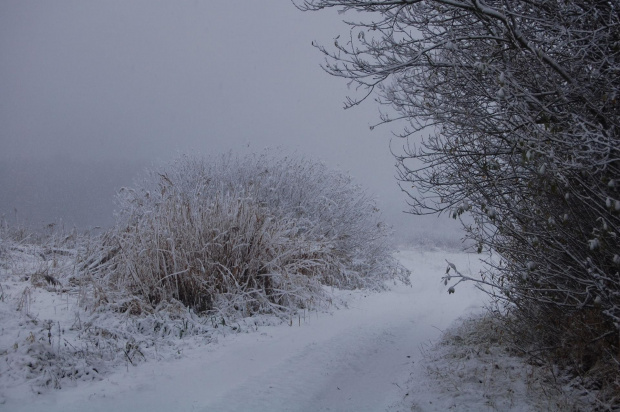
[1,245,579,411]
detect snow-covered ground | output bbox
[1,245,581,411]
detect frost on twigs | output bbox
[299,0,620,405]
[88,152,408,318]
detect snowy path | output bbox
[9,249,484,412]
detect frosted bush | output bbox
[90,152,408,316]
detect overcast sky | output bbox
[0,0,460,241]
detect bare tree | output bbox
[296,0,620,393]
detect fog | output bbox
[0,0,460,242]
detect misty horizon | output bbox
[0,0,461,241]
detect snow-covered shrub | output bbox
[90,153,407,316]
[300,0,620,403]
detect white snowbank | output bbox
[1,246,581,411]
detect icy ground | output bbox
[1,247,581,411]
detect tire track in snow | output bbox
[201,250,484,412]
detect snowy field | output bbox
[1,245,582,411]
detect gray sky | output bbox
[0,0,460,241]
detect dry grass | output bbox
[497,304,620,410]
[420,313,594,411]
[85,153,408,318]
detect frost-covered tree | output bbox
[296,0,620,386]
